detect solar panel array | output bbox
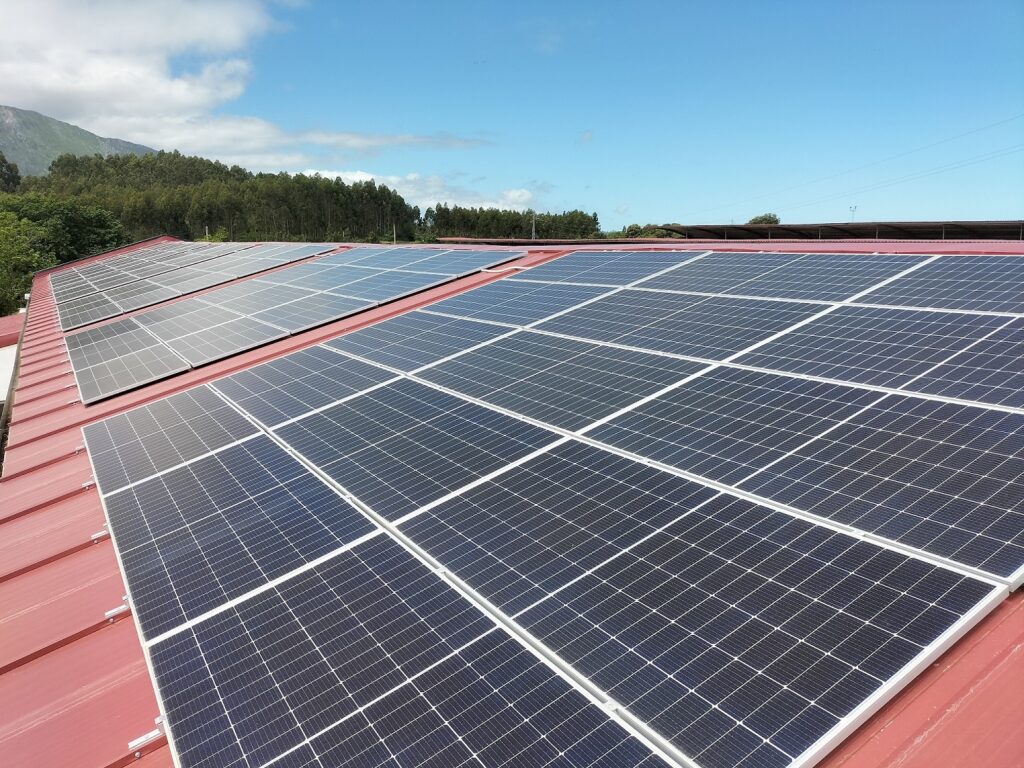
[53,240,339,330]
[81,247,1024,768]
[64,246,519,402]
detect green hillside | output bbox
[0,105,154,176]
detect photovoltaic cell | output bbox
[403,442,996,768]
[334,270,449,302]
[164,315,289,366]
[83,384,259,492]
[401,440,719,614]
[514,250,704,286]
[588,368,881,485]
[735,306,1010,388]
[739,393,1024,578]
[907,319,1024,408]
[426,280,610,325]
[102,435,375,639]
[152,266,234,294]
[150,537,665,768]
[75,344,190,403]
[212,345,398,427]
[416,330,708,430]
[66,317,158,368]
[327,310,511,371]
[259,265,385,292]
[408,249,517,274]
[250,292,375,333]
[518,493,995,767]
[199,282,317,314]
[719,253,928,302]
[110,282,181,312]
[637,251,804,294]
[273,379,558,521]
[58,291,123,330]
[536,290,823,360]
[137,298,244,341]
[856,255,1024,313]
[348,247,449,270]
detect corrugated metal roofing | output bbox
[1,238,1022,768]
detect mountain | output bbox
[0,105,155,176]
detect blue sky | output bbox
[4,1,1023,228]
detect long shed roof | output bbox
[1,237,1021,768]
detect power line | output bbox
[777,142,1024,215]
[687,112,1024,218]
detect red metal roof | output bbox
[1,239,1022,768]
[0,313,24,349]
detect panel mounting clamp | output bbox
[105,601,130,622]
[128,725,164,756]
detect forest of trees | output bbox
[23,152,421,243]
[423,204,601,240]
[0,184,126,314]
[0,149,605,314]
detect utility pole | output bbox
[531,212,536,240]
[849,205,858,222]
[393,222,397,244]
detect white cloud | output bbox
[0,0,481,168]
[303,169,536,212]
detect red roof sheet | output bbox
[2,238,1022,768]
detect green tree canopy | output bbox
[0,211,55,315]
[0,193,126,263]
[0,152,20,193]
[747,213,780,225]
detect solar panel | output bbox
[416,330,709,430]
[326,310,511,371]
[315,246,398,266]
[536,290,823,359]
[735,306,1010,388]
[75,246,1024,768]
[258,264,385,292]
[514,250,705,286]
[400,441,998,768]
[909,320,1024,407]
[151,266,234,294]
[138,299,245,341]
[106,280,181,311]
[250,292,375,333]
[333,270,450,302]
[67,318,191,403]
[715,253,929,302]
[739,393,1024,579]
[856,255,1024,313]
[403,249,518,275]
[148,536,666,768]
[401,440,719,614]
[637,251,803,294]
[66,317,158,367]
[587,367,882,485]
[75,344,190,403]
[58,291,123,330]
[427,280,610,325]
[199,282,317,314]
[270,379,558,521]
[101,434,376,639]
[65,246,530,402]
[82,385,259,492]
[211,345,398,427]
[348,247,450,270]
[163,315,289,366]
